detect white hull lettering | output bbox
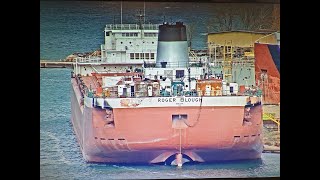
[180,97,201,102]
[158,97,177,102]
[157,97,202,103]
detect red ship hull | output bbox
[71,79,263,164]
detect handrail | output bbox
[86,89,260,98]
[105,24,160,30]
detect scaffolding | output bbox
[223,40,233,82]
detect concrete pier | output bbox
[40,60,73,68]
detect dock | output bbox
[40,60,73,68]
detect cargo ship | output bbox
[70,20,263,166]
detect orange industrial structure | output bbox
[254,43,280,104]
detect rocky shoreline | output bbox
[263,127,280,153]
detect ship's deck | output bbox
[75,75,261,100]
[81,76,102,90]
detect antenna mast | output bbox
[120,1,123,27]
[136,9,144,30]
[143,1,145,24]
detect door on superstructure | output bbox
[131,86,134,97]
[123,88,127,97]
[147,86,153,97]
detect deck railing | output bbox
[87,89,261,99]
[105,24,160,31]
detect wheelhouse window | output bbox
[135,53,140,59]
[144,33,157,37]
[122,32,138,37]
[130,53,134,59]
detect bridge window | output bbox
[144,33,157,37]
[130,53,134,59]
[135,53,140,59]
[122,33,138,37]
[145,53,149,59]
[150,53,155,59]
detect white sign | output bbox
[102,96,254,108]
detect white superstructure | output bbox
[73,21,208,77]
[73,23,161,76]
[101,24,160,64]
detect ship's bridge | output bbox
[101,23,161,65]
